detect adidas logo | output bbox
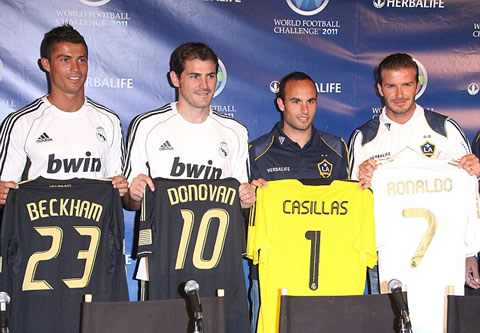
[36,132,53,143]
[159,140,174,151]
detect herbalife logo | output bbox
[467,83,479,96]
[36,132,53,143]
[270,81,280,94]
[0,58,3,82]
[269,80,339,94]
[413,58,428,100]
[373,0,445,9]
[79,0,111,6]
[159,140,174,151]
[286,0,329,16]
[214,58,227,98]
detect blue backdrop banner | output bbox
[1,0,479,299]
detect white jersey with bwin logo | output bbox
[372,153,480,333]
[0,96,124,182]
[123,102,249,184]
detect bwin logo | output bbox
[373,0,386,9]
[214,59,227,98]
[47,152,102,174]
[79,0,111,6]
[270,81,280,94]
[170,157,222,179]
[413,58,428,100]
[286,0,330,16]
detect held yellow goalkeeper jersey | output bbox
[247,179,377,333]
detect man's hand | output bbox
[123,174,155,211]
[465,256,480,289]
[129,174,155,202]
[458,154,480,178]
[111,175,128,197]
[251,178,268,189]
[358,159,377,190]
[239,182,256,209]
[0,180,18,205]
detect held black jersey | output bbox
[0,177,128,333]
[137,177,249,333]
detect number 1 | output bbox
[305,231,321,291]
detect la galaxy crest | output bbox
[317,159,333,178]
[420,141,435,157]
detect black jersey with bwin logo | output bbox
[0,177,128,333]
[138,177,249,333]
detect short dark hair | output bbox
[169,42,219,76]
[277,71,316,101]
[376,53,418,84]
[40,24,88,60]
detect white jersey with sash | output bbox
[0,96,124,182]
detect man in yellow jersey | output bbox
[248,72,363,333]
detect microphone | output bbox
[388,279,412,330]
[184,280,203,321]
[0,291,10,333]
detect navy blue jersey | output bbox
[0,177,128,333]
[249,122,349,181]
[474,131,480,158]
[138,177,249,333]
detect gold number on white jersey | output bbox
[402,208,438,268]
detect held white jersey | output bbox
[124,102,249,184]
[0,96,124,181]
[348,105,471,180]
[372,153,480,333]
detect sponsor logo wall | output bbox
[0,0,479,299]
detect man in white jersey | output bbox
[348,53,480,292]
[123,43,255,290]
[0,24,127,204]
[123,42,255,211]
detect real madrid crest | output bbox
[219,141,229,158]
[96,127,107,142]
[420,141,435,157]
[317,159,333,178]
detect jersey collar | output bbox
[379,104,424,128]
[273,121,320,151]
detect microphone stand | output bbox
[399,311,413,333]
[193,316,203,333]
[0,291,9,333]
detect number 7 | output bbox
[402,208,438,268]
